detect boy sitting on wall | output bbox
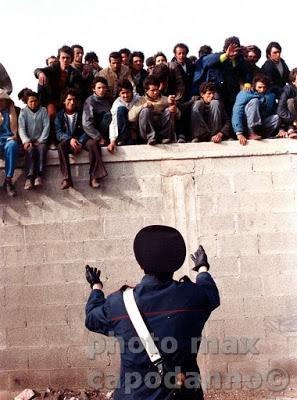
[128,75,179,145]
[18,91,50,190]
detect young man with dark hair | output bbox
[190,82,230,143]
[169,43,195,143]
[244,45,262,78]
[46,56,57,67]
[232,74,279,145]
[261,41,290,98]
[71,44,84,71]
[129,51,147,95]
[119,48,131,66]
[97,51,133,102]
[18,92,50,189]
[82,77,110,187]
[277,68,297,138]
[108,79,140,153]
[56,87,107,189]
[128,75,179,145]
[34,45,84,146]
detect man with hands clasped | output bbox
[85,225,220,399]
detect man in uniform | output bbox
[85,225,220,399]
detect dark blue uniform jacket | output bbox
[85,272,220,399]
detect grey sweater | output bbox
[82,94,111,140]
[18,106,50,144]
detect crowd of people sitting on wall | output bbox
[0,36,297,196]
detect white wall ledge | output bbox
[1,139,297,170]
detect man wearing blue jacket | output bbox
[85,225,220,399]
[232,74,279,145]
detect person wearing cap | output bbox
[85,225,220,399]
[0,89,19,197]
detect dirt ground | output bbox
[27,387,297,400]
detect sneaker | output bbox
[192,137,199,143]
[248,132,262,140]
[161,138,171,144]
[4,180,16,197]
[90,177,100,188]
[148,138,156,145]
[61,178,73,190]
[177,137,186,143]
[24,179,34,190]
[34,176,43,187]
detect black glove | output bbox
[85,265,103,288]
[190,245,210,271]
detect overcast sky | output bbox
[2,0,296,106]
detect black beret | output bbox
[133,225,186,273]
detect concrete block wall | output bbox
[0,140,297,396]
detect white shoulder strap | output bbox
[123,287,162,365]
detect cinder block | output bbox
[0,349,28,370]
[263,273,297,296]
[29,346,69,369]
[0,307,26,328]
[66,304,85,327]
[67,345,111,368]
[253,191,296,213]
[0,226,25,246]
[211,297,244,321]
[49,368,89,389]
[0,266,25,285]
[24,305,68,326]
[237,212,297,234]
[243,295,290,318]
[3,245,25,266]
[224,317,266,339]
[63,219,104,241]
[259,232,297,254]
[233,172,272,193]
[197,195,217,216]
[220,276,263,298]
[0,247,5,267]
[24,244,45,265]
[240,254,282,276]
[24,223,64,243]
[0,328,6,347]
[211,157,252,173]
[195,174,233,194]
[8,370,49,391]
[24,264,64,285]
[0,288,5,307]
[104,217,144,239]
[198,214,236,236]
[209,256,239,278]
[5,285,44,308]
[6,326,44,347]
[43,283,86,306]
[217,234,258,257]
[43,241,85,263]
